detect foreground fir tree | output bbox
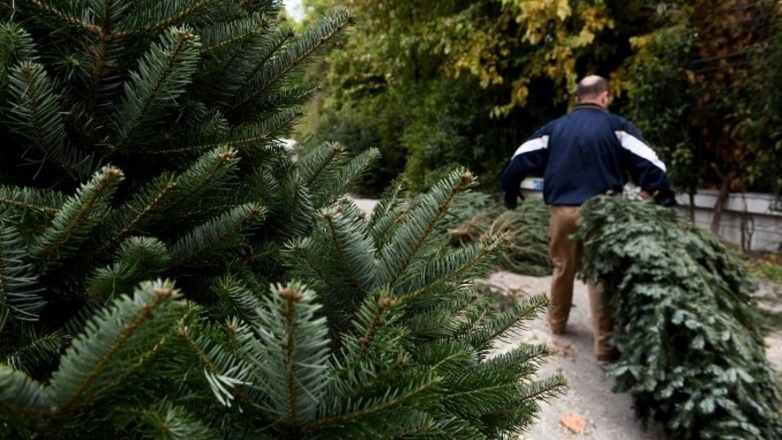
[576,196,782,440]
[0,1,565,438]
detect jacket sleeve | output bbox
[615,121,677,206]
[500,124,550,208]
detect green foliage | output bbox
[576,196,782,440]
[747,253,782,285]
[400,79,517,193]
[0,1,563,437]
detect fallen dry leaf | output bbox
[560,411,587,434]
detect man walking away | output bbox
[500,75,676,363]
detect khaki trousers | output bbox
[548,206,614,357]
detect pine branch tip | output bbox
[278,286,303,302]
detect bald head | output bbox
[576,75,610,107]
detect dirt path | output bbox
[487,271,667,439]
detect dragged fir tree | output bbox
[445,194,553,277]
[576,196,782,440]
[0,1,565,438]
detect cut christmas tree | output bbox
[0,1,564,438]
[576,196,782,440]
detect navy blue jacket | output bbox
[500,103,675,207]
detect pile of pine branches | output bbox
[444,194,553,276]
[576,196,782,440]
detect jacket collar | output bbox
[573,103,608,112]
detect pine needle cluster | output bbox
[0,1,564,438]
[576,196,782,440]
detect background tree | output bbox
[620,0,781,230]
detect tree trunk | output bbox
[710,167,737,234]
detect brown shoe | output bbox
[596,349,620,364]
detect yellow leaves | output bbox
[629,34,653,50]
[571,29,595,47]
[555,0,572,21]
[490,1,617,111]
[685,69,696,85]
[493,77,530,117]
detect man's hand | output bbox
[504,189,525,209]
[640,189,677,207]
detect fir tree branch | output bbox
[368,181,407,251]
[165,148,238,212]
[177,325,269,416]
[280,287,299,422]
[95,181,175,255]
[115,0,219,38]
[312,148,380,208]
[254,283,331,424]
[309,376,440,429]
[385,413,444,438]
[199,33,258,83]
[285,238,355,317]
[26,0,101,34]
[47,281,179,416]
[453,292,495,338]
[400,236,504,301]
[169,203,266,269]
[477,344,553,374]
[228,9,353,112]
[91,149,237,261]
[0,23,38,89]
[222,108,300,150]
[515,376,569,405]
[383,171,474,287]
[0,225,44,325]
[212,277,263,324]
[0,365,50,410]
[299,142,343,189]
[111,27,200,151]
[31,166,124,265]
[4,331,65,374]
[324,211,371,297]
[241,27,294,85]
[439,383,509,402]
[358,297,396,358]
[469,294,548,348]
[85,0,125,111]
[142,124,271,154]
[106,302,198,391]
[6,62,94,176]
[0,187,63,215]
[199,15,268,55]
[134,402,219,440]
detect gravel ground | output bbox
[349,196,782,439]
